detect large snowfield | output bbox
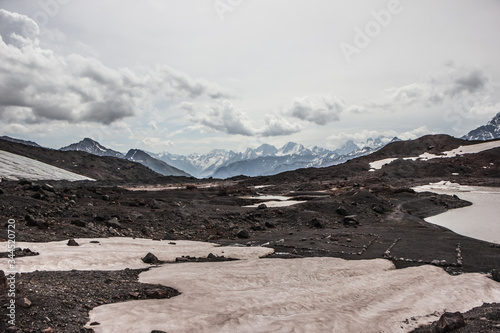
[0,150,94,181]
[1,238,499,333]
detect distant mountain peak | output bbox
[462,111,500,141]
[61,138,124,158]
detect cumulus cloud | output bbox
[285,94,344,125]
[386,65,494,108]
[187,100,301,137]
[189,100,256,136]
[260,115,301,137]
[0,9,229,126]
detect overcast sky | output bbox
[0,0,499,154]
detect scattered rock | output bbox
[310,218,323,228]
[151,330,167,333]
[42,184,55,192]
[142,252,160,264]
[25,214,50,229]
[373,205,385,214]
[434,311,465,332]
[18,297,32,308]
[129,292,140,298]
[265,221,276,228]
[70,219,86,227]
[258,203,267,209]
[336,206,349,216]
[237,229,250,239]
[163,233,177,241]
[106,217,123,229]
[67,239,79,246]
[89,322,100,326]
[41,328,53,333]
[0,270,6,289]
[343,215,359,227]
[102,194,110,201]
[491,269,500,282]
[145,289,170,299]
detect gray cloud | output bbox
[449,69,488,96]
[188,100,301,137]
[0,9,229,126]
[286,94,344,125]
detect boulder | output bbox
[310,218,323,228]
[491,269,500,282]
[434,312,465,332]
[336,206,349,216]
[0,270,6,289]
[18,297,32,308]
[145,289,170,299]
[106,217,123,229]
[343,215,359,227]
[67,239,79,246]
[142,252,160,264]
[237,229,250,239]
[258,203,267,209]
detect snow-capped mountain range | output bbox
[152,138,397,179]
[462,111,500,141]
[61,138,124,158]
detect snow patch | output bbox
[0,150,94,181]
[369,140,500,170]
[0,238,273,272]
[87,258,500,332]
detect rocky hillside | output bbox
[0,139,163,182]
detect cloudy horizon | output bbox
[0,1,499,154]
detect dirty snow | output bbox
[243,200,307,208]
[0,238,273,272]
[87,257,500,333]
[414,181,500,244]
[369,140,500,170]
[0,150,94,181]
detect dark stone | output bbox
[237,229,250,239]
[102,195,110,201]
[0,188,4,195]
[492,269,500,282]
[434,312,465,332]
[373,206,385,214]
[258,203,267,209]
[207,253,216,259]
[106,217,123,229]
[310,218,323,228]
[32,192,45,200]
[70,219,86,227]
[251,223,264,231]
[145,289,170,299]
[142,252,160,264]
[67,239,79,246]
[336,206,349,216]
[265,221,276,228]
[25,214,38,227]
[151,330,167,333]
[343,215,359,227]
[25,214,49,229]
[163,233,177,241]
[0,270,6,289]
[42,183,55,192]
[18,297,32,308]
